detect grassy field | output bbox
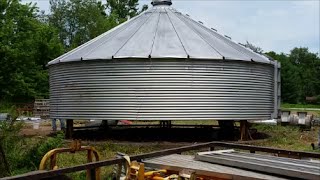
[252,124,319,151]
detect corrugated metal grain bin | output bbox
[48,0,281,121]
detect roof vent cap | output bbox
[152,0,172,6]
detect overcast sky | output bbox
[22,0,320,55]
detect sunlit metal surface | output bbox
[50,60,275,120]
[48,2,272,65]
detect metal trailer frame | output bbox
[2,142,320,180]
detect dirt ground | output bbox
[20,120,89,136]
[21,125,53,136]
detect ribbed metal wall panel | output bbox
[49,60,274,121]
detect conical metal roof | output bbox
[48,1,271,66]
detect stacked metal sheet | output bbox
[195,150,320,180]
[142,154,288,180]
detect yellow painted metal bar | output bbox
[39,145,101,180]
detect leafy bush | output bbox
[16,132,64,172]
[0,102,13,113]
[0,121,64,176]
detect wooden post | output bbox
[240,120,252,141]
[66,119,73,139]
[240,120,246,141]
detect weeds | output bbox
[20,132,64,171]
[0,120,64,176]
[253,124,319,151]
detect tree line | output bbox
[266,48,320,104]
[0,0,319,104]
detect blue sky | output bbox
[22,0,320,55]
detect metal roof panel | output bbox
[84,13,152,60]
[48,2,272,65]
[166,9,222,59]
[114,10,160,58]
[151,10,188,58]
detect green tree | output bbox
[0,0,63,101]
[245,41,264,54]
[0,0,147,102]
[0,120,64,176]
[289,48,320,100]
[106,0,143,23]
[49,0,118,48]
[266,48,320,104]
[267,51,301,103]
[49,0,147,49]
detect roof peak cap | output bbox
[151,0,172,6]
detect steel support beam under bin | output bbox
[66,119,74,139]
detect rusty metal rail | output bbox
[2,142,320,180]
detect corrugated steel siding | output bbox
[49,59,274,121]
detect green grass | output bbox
[281,103,320,109]
[281,103,320,116]
[252,124,320,152]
